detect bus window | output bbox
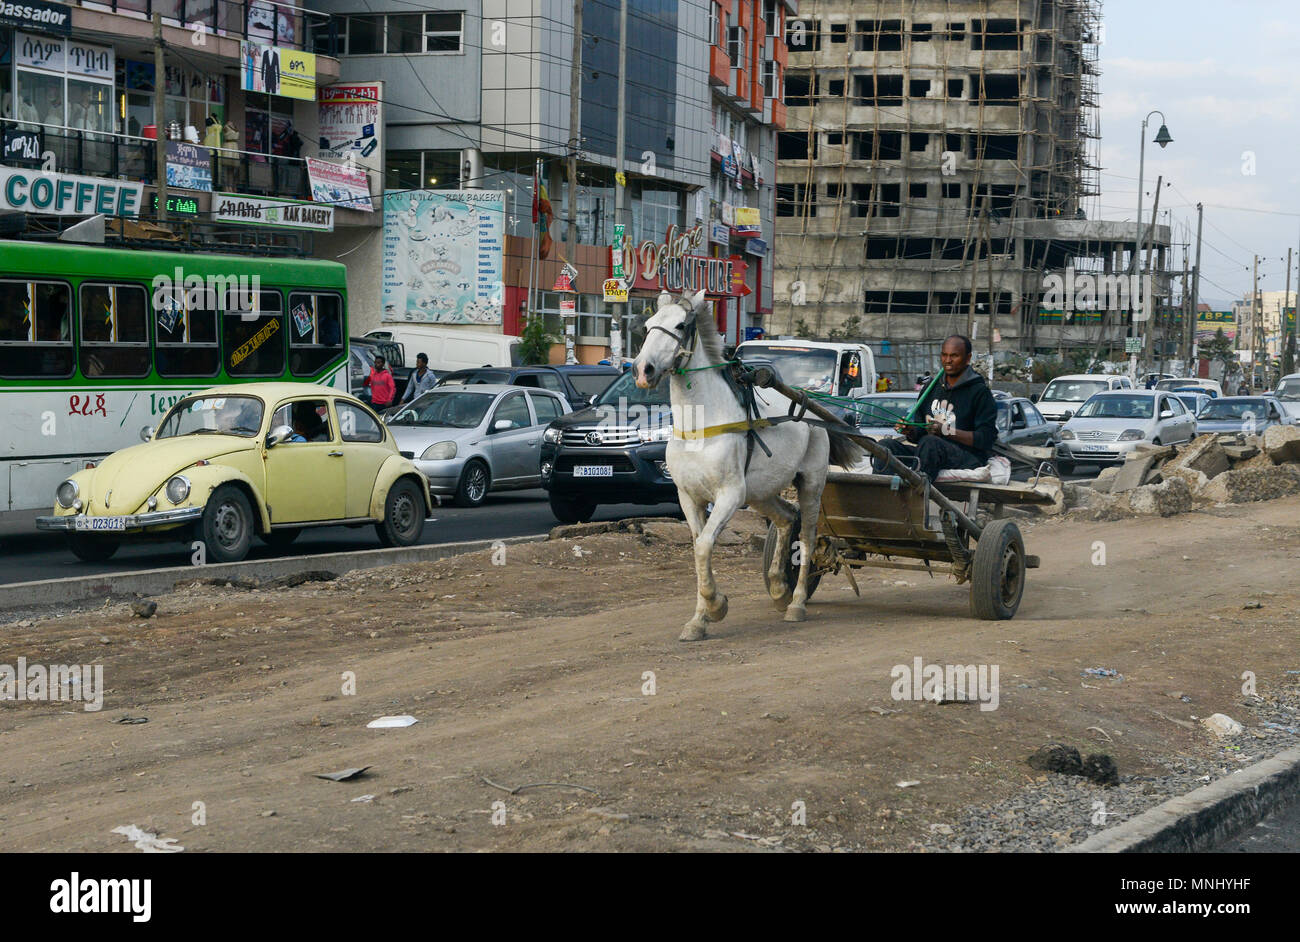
[0,279,74,378]
[155,289,219,377]
[288,292,345,377]
[225,289,285,377]
[79,284,150,378]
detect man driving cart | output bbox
[871,334,998,481]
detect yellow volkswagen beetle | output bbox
[37,382,431,563]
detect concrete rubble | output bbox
[1066,429,1300,518]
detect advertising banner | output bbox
[165,141,212,192]
[305,157,373,212]
[317,83,382,173]
[0,166,142,215]
[213,192,334,231]
[241,41,315,101]
[381,190,504,325]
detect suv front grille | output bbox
[561,426,646,447]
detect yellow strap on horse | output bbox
[673,418,773,440]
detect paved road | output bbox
[0,456,1100,587]
[1213,796,1300,852]
[0,491,682,586]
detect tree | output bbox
[1202,328,1236,371]
[826,314,863,341]
[792,317,815,339]
[517,314,557,365]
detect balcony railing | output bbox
[0,119,348,203]
[82,0,334,53]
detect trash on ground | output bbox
[350,794,376,803]
[1202,713,1245,737]
[315,766,371,782]
[111,825,182,853]
[112,716,148,725]
[896,780,921,788]
[367,715,417,728]
[1081,668,1122,679]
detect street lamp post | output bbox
[1133,110,1172,382]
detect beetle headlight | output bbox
[421,441,457,460]
[543,426,562,444]
[1058,429,1076,441]
[56,479,78,509]
[165,475,191,504]
[1117,429,1144,441]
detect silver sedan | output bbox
[1055,389,1196,473]
[387,385,571,507]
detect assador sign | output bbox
[622,225,750,298]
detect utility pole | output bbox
[1289,222,1300,376]
[613,0,628,360]
[1188,202,1203,369]
[1252,254,1260,391]
[153,14,168,222]
[1284,246,1293,381]
[1131,175,1161,381]
[563,0,583,365]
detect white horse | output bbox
[634,290,862,641]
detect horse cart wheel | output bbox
[761,515,822,610]
[969,519,1026,620]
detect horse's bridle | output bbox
[645,319,698,381]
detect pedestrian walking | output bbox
[365,355,396,410]
[400,353,438,404]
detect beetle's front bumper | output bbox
[36,507,204,531]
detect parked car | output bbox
[36,383,430,562]
[1035,373,1134,422]
[1274,373,1300,420]
[540,368,675,523]
[386,385,571,507]
[996,397,1058,447]
[1192,396,1292,435]
[1054,389,1196,473]
[1160,377,1223,397]
[436,365,617,412]
[847,391,918,438]
[1172,390,1213,418]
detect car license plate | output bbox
[1078,445,1109,453]
[74,516,127,531]
[574,465,613,478]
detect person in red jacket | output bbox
[364,355,396,410]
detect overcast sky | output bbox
[1099,0,1299,309]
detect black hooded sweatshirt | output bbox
[910,366,998,462]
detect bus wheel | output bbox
[200,485,253,563]
[67,534,120,562]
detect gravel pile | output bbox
[915,675,1300,852]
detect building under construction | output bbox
[773,0,1172,366]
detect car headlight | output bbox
[56,479,78,509]
[638,425,672,443]
[421,441,457,460]
[1058,429,1076,441]
[543,426,562,444]
[1117,429,1145,441]
[165,475,191,505]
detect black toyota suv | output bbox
[540,368,677,523]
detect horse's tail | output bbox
[826,429,865,469]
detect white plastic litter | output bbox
[1201,713,1244,737]
[367,715,417,728]
[111,825,183,853]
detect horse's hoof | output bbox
[770,590,793,611]
[783,605,807,623]
[706,594,728,621]
[679,623,708,642]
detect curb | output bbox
[0,533,549,612]
[1069,744,1300,852]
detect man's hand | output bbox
[926,420,944,436]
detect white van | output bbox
[1275,373,1300,420]
[1036,373,1134,422]
[734,339,878,424]
[364,326,522,372]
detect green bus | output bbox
[0,241,349,516]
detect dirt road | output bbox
[3,499,1299,852]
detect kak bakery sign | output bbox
[621,224,750,298]
[213,193,334,231]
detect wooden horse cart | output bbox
[743,366,1053,620]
